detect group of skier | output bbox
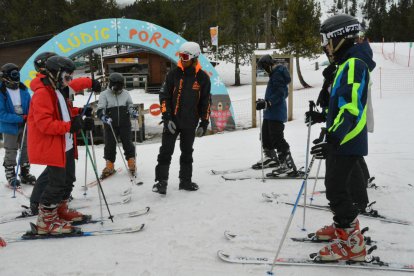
[0,40,210,237]
[0,12,379,264]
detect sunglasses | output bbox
[179,52,192,62]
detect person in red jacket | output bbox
[24,52,101,217]
[28,55,95,235]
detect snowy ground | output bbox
[0,44,413,275]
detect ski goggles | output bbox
[8,70,20,81]
[179,52,192,62]
[62,72,73,82]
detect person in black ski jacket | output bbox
[153,41,211,195]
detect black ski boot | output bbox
[20,162,37,185]
[20,202,39,217]
[271,150,297,175]
[252,149,279,169]
[4,165,21,188]
[152,180,167,195]
[179,179,199,191]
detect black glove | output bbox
[310,142,332,159]
[82,117,95,131]
[316,86,330,108]
[162,114,176,135]
[70,116,83,133]
[80,106,93,117]
[92,79,102,93]
[255,99,270,110]
[196,120,208,137]
[322,63,337,80]
[305,110,325,125]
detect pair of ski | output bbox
[262,193,411,226]
[0,195,133,225]
[213,167,324,181]
[84,168,143,197]
[2,207,150,245]
[219,230,414,272]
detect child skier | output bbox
[252,55,297,175]
[310,14,376,261]
[0,63,36,187]
[27,52,101,216]
[97,72,136,178]
[28,55,95,234]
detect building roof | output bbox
[0,34,54,49]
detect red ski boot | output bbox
[36,204,73,235]
[58,200,90,223]
[315,219,360,241]
[317,227,366,261]
[0,237,6,247]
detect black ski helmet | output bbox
[45,56,75,89]
[257,55,275,74]
[34,52,57,73]
[109,72,124,94]
[320,14,361,62]
[1,63,20,89]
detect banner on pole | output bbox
[210,26,218,46]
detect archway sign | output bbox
[20,18,235,132]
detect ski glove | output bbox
[256,99,270,110]
[196,120,208,137]
[92,79,102,93]
[82,117,95,131]
[164,119,176,135]
[70,116,83,133]
[101,115,112,124]
[305,111,325,125]
[310,142,331,159]
[80,106,93,117]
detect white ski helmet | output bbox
[178,41,201,61]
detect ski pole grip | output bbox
[309,100,316,112]
[318,127,327,141]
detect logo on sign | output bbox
[150,103,161,116]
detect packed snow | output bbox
[0,43,413,275]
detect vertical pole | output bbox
[393,42,396,62]
[216,26,219,63]
[408,43,411,67]
[379,67,382,99]
[288,57,294,121]
[252,55,257,128]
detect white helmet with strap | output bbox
[178,42,201,61]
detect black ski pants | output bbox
[155,127,196,182]
[104,124,135,163]
[262,119,290,154]
[30,168,48,205]
[40,149,75,205]
[325,154,365,228]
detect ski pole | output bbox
[12,123,27,198]
[310,159,322,205]
[259,109,265,182]
[83,137,88,196]
[302,101,315,231]
[267,155,316,275]
[134,116,138,177]
[108,122,136,195]
[78,90,114,222]
[89,130,104,224]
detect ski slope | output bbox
[0,44,413,275]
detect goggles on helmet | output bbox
[179,52,192,62]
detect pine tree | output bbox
[350,0,357,16]
[275,0,321,88]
